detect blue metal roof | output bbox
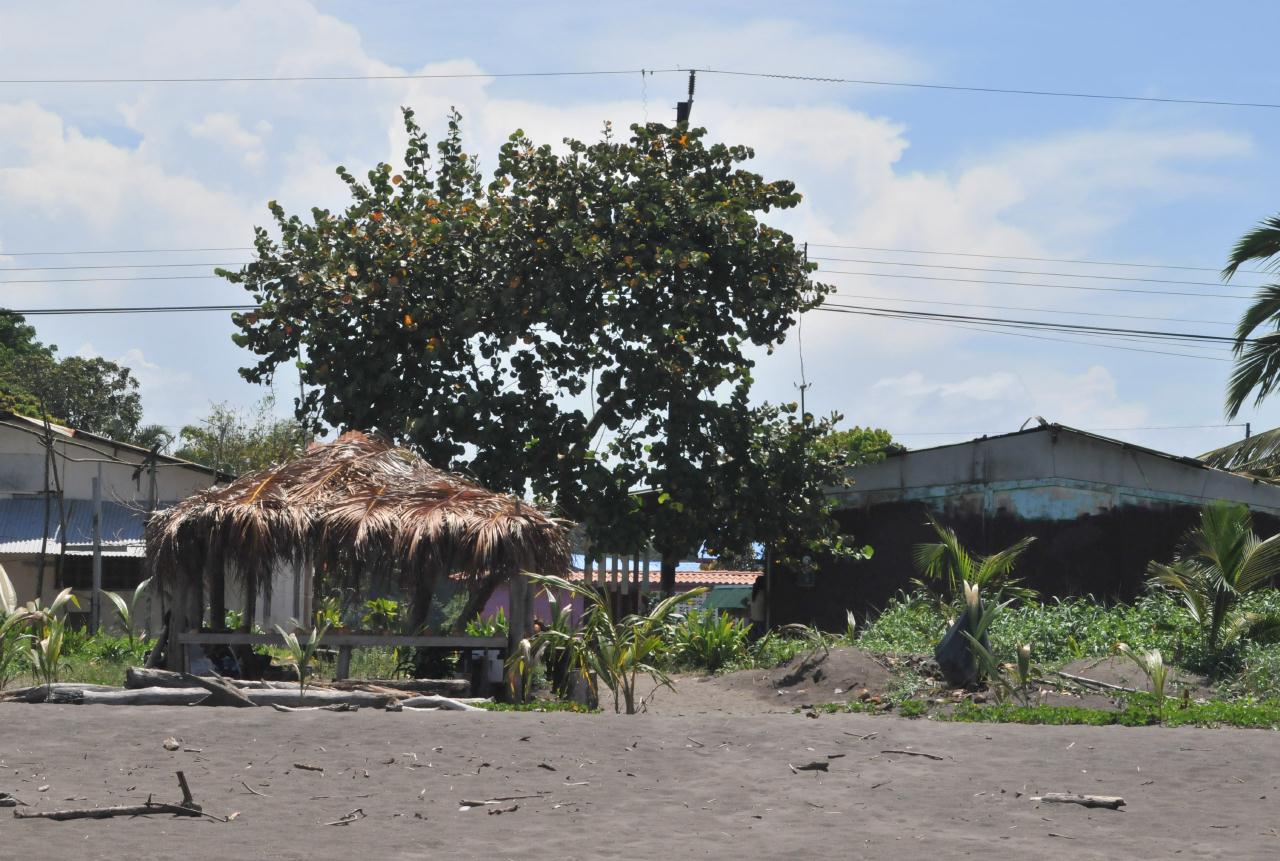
[0,498,146,556]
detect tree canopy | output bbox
[174,398,306,476]
[0,310,144,439]
[226,110,835,588]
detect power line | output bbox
[817,267,1258,300]
[822,300,1245,345]
[3,305,254,315]
[691,67,1280,110]
[0,246,251,257]
[0,274,222,285]
[806,242,1262,275]
[830,291,1235,327]
[0,67,674,85]
[817,304,1233,362]
[0,261,247,273]
[811,255,1264,289]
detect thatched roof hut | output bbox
[146,431,568,664]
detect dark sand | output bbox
[3,700,1278,860]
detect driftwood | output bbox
[881,749,946,761]
[125,668,254,706]
[13,771,216,822]
[1031,793,1125,810]
[399,694,484,712]
[1053,670,1144,695]
[1,683,121,703]
[328,678,469,696]
[37,685,392,708]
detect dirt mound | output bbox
[644,648,895,715]
[1057,656,1214,700]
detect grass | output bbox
[477,700,598,713]
[942,695,1280,730]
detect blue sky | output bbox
[3,1,1280,457]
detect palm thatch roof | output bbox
[146,431,570,605]
[1201,428,1280,480]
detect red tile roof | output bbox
[566,569,759,587]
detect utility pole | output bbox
[91,463,103,634]
[795,242,811,424]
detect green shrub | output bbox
[667,609,751,672]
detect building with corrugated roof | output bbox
[771,421,1280,630]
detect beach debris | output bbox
[162,737,181,751]
[789,761,830,773]
[12,771,224,823]
[325,808,366,826]
[240,781,270,797]
[399,695,484,712]
[293,762,324,773]
[488,804,519,815]
[881,749,946,761]
[0,792,26,808]
[1031,793,1125,810]
[459,793,544,811]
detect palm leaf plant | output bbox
[1116,642,1170,716]
[1146,502,1280,658]
[274,619,331,703]
[517,573,706,713]
[1221,214,1280,424]
[0,564,32,689]
[25,587,79,694]
[912,515,1038,607]
[104,577,152,644]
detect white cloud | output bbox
[187,112,270,166]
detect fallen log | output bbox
[1031,793,1125,810]
[1,683,122,703]
[399,694,484,712]
[124,668,255,706]
[40,685,392,708]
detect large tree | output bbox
[227,110,829,590]
[0,310,144,439]
[174,398,306,476]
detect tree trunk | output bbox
[660,552,678,597]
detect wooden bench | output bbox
[176,632,508,680]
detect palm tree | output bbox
[1147,503,1280,656]
[1222,215,1280,421]
[912,515,1037,606]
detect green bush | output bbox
[666,610,751,672]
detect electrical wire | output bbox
[690,67,1280,110]
[817,267,1258,300]
[806,242,1268,275]
[811,255,1264,289]
[0,246,252,257]
[0,261,248,273]
[829,291,1235,327]
[0,68,675,85]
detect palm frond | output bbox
[1226,333,1280,419]
[1223,214,1280,279]
[1200,425,1280,477]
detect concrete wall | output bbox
[774,426,1280,630]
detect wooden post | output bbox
[621,554,631,595]
[209,563,226,631]
[507,571,530,702]
[642,546,651,593]
[583,552,593,587]
[165,566,188,671]
[335,646,353,680]
[90,468,102,634]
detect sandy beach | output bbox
[3,700,1277,861]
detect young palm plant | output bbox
[0,564,32,689]
[1146,503,1280,658]
[25,588,79,694]
[518,573,706,714]
[104,577,152,644]
[1116,642,1170,716]
[274,620,331,703]
[913,515,1038,607]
